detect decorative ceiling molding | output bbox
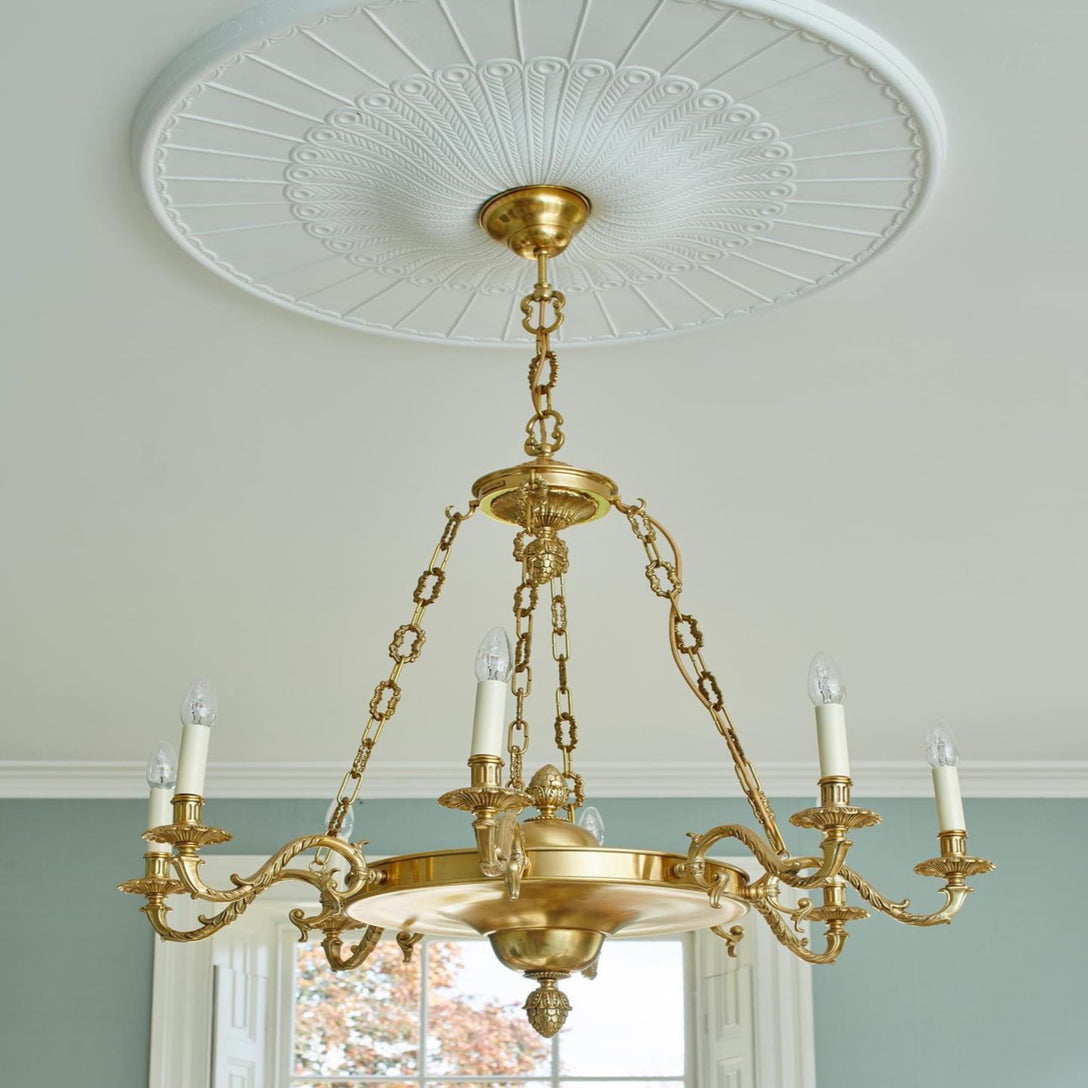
[133,0,944,343]
[3,760,1085,799]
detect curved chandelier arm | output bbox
[171,835,375,904]
[143,897,252,944]
[748,893,848,965]
[680,824,849,895]
[839,866,969,926]
[321,924,384,972]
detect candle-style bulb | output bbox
[807,653,846,705]
[145,742,178,790]
[475,627,513,683]
[926,723,960,768]
[180,677,217,727]
[325,798,355,841]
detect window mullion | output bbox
[420,938,430,1088]
[551,1007,560,1088]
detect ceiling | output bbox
[3,0,1086,780]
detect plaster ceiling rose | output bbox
[134,0,944,343]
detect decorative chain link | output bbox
[550,572,584,819]
[320,503,476,854]
[614,497,788,856]
[521,254,566,458]
[506,533,538,790]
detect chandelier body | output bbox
[122,187,993,1037]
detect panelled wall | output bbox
[0,797,1081,1088]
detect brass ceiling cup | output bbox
[479,185,592,260]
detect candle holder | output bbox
[118,852,185,899]
[144,794,232,853]
[439,755,532,897]
[789,777,882,834]
[914,830,996,881]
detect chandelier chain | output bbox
[521,253,566,458]
[507,538,538,790]
[320,503,476,851]
[549,572,583,819]
[614,497,788,857]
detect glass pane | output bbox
[560,1082,685,1087]
[293,939,421,1077]
[559,939,686,1077]
[292,1083,416,1087]
[430,1083,552,1088]
[425,941,552,1077]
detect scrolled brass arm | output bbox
[171,834,375,904]
[143,897,251,943]
[748,892,848,965]
[840,866,969,927]
[322,924,384,971]
[679,824,850,895]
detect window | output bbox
[291,935,687,1087]
[150,856,815,1088]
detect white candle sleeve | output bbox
[146,788,172,853]
[815,703,850,779]
[471,679,508,757]
[931,765,966,832]
[176,724,212,795]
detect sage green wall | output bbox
[0,797,1081,1087]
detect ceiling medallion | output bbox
[134,0,943,343]
[122,175,993,1033]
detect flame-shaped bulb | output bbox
[475,627,513,683]
[180,677,217,727]
[145,742,178,790]
[325,797,355,841]
[926,724,960,768]
[807,653,845,705]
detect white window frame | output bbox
[150,855,815,1088]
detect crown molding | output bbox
[1,760,1085,799]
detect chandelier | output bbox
[121,184,993,1037]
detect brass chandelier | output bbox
[121,185,993,1037]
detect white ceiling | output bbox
[4,0,1086,778]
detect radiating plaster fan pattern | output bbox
[135,0,944,343]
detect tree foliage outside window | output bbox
[291,936,687,1088]
[294,940,549,1080]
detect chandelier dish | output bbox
[122,182,993,1037]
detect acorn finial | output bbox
[523,976,572,1037]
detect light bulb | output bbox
[925,723,960,768]
[145,742,178,790]
[578,806,606,846]
[180,677,217,727]
[325,797,355,841]
[807,653,845,705]
[475,627,513,683]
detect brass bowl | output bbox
[346,845,748,939]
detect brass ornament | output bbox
[479,185,591,260]
[396,930,424,964]
[523,975,572,1038]
[523,530,569,585]
[525,764,572,821]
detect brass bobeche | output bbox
[121,184,993,1037]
